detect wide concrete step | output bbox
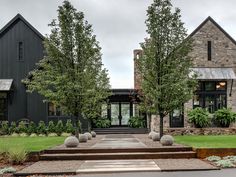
[40,151,197,160]
[93,128,148,134]
[43,147,193,154]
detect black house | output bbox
[0,14,47,123]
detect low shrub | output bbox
[19,133,28,137]
[17,121,27,133]
[47,121,56,134]
[9,121,17,134]
[61,132,71,137]
[93,118,111,128]
[0,121,9,135]
[48,133,58,137]
[37,121,47,135]
[65,120,75,134]
[0,167,16,175]
[215,159,235,168]
[188,107,210,128]
[55,120,64,136]
[214,108,236,127]
[38,134,46,137]
[206,156,221,162]
[7,147,27,165]
[11,133,19,137]
[128,116,146,128]
[27,121,37,135]
[29,133,37,137]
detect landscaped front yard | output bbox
[174,135,236,148]
[0,137,66,152]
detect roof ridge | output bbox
[0,13,44,40]
[189,16,236,46]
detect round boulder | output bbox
[84,132,92,140]
[79,134,88,143]
[64,136,79,148]
[152,132,160,141]
[91,131,96,138]
[160,135,174,146]
[148,131,155,139]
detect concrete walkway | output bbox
[15,134,217,176]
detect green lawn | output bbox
[0,137,66,152]
[174,135,236,148]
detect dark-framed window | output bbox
[48,102,64,116]
[207,41,212,61]
[169,106,184,128]
[18,41,24,61]
[193,81,227,113]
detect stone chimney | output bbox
[133,49,143,90]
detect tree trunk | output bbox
[159,113,164,138]
[75,112,81,139]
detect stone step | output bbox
[40,151,197,161]
[93,128,148,134]
[43,146,193,154]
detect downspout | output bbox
[229,79,233,97]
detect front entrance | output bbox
[0,93,8,121]
[111,103,130,126]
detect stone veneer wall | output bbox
[150,19,236,131]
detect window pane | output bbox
[205,96,215,113]
[193,95,204,108]
[48,102,56,116]
[205,82,215,91]
[216,95,226,109]
[101,104,107,118]
[216,81,226,90]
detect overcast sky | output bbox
[1,0,236,88]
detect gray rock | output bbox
[84,132,92,140]
[79,134,88,143]
[152,132,160,141]
[160,135,174,146]
[64,136,79,148]
[148,131,155,139]
[91,131,96,138]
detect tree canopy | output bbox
[23,1,110,127]
[138,0,197,137]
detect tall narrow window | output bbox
[207,41,212,61]
[18,41,24,61]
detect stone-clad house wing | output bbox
[189,16,236,46]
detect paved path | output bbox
[92,134,146,148]
[16,134,217,176]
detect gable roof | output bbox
[0,13,44,40]
[189,16,236,46]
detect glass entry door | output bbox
[111,103,130,126]
[111,104,120,126]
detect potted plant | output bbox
[214,108,236,127]
[188,107,210,128]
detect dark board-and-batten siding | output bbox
[0,16,46,123]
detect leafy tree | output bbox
[23,1,110,137]
[138,0,197,137]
